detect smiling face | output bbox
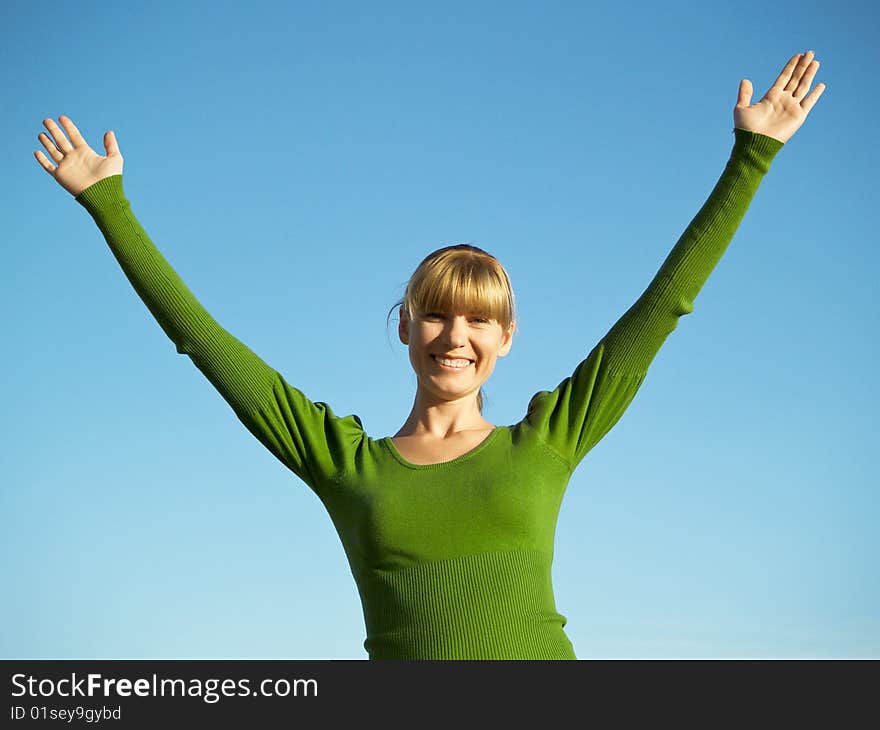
[391,243,518,416]
[398,306,515,405]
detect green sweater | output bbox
[75,128,784,659]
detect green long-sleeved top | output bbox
[75,128,784,659]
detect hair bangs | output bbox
[405,251,514,329]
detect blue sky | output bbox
[2,0,876,659]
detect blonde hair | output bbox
[387,243,517,414]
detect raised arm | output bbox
[525,50,826,470]
[599,49,826,375]
[34,117,365,495]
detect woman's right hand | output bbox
[34,115,124,197]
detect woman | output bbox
[34,51,825,659]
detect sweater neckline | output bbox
[381,426,506,470]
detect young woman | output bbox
[34,51,825,659]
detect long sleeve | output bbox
[74,175,365,495]
[525,128,785,470]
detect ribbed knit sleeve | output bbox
[525,128,785,470]
[75,175,365,495]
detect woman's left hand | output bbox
[734,50,826,144]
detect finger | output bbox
[772,53,803,91]
[737,79,753,108]
[42,117,73,153]
[801,81,826,115]
[37,131,63,161]
[784,50,814,93]
[105,130,120,157]
[58,115,87,148]
[794,60,820,99]
[34,149,57,174]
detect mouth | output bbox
[431,355,474,370]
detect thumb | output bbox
[104,130,121,157]
[737,79,753,108]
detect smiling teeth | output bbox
[435,356,471,367]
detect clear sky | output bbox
[3,0,876,659]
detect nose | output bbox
[443,315,470,349]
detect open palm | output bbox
[34,116,123,197]
[734,50,826,144]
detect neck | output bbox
[395,392,491,439]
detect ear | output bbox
[398,307,409,345]
[497,320,515,357]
